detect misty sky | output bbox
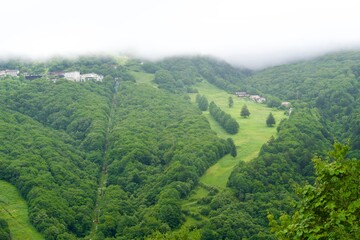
[2,0,360,69]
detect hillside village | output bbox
[62,71,103,82]
[235,91,266,103]
[235,91,292,115]
[0,69,103,82]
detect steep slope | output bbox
[0,107,98,239]
[144,56,251,93]
[0,78,114,238]
[95,83,231,239]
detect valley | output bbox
[0,52,359,239]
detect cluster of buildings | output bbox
[0,69,103,83]
[0,69,20,77]
[235,91,266,103]
[235,91,293,112]
[63,71,103,82]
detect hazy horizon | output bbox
[2,0,360,69]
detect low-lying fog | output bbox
[2,0,360,69]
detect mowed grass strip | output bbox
[0,180,43,240]
[191,81,286,188]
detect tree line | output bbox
[209,101,239,134]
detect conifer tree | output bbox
[228,96,234,108]
[240,104,250,118]
[266,112,276,127]
[196,94,208,111]
[227,138,237,157]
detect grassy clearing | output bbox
[0,180,43,240]
[129,71,155,86]
[190,81,285,188]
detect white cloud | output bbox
[2,0,360,68]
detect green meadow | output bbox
[0,180,43,240]
[182,81,286,225]
[191,81,285,188]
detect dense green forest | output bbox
[0,52,359,239]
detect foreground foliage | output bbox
[269,143,360,239]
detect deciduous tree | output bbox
[268,143,360,240]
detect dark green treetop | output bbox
[240,104,250,118]
[266,112,275,127]
[228,96,234,108]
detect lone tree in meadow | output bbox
[228,96,234,108]
[266,112,276,127]
[240,104,250,118]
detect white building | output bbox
[235,91,248,97]
[281,102,291,108]
[64,71,81,82]
[0,70,20,77]
[249,95,266,103]
[258,97,266,103]
[6,70,20,77]
[249,95,261,101]
[80,73,103,82]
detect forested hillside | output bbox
[0,52,359,239]
[96,83,231,239]
[243,51,360,157]
[0,57,233,239]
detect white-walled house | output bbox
[64,71,103,82]
[6,70,20,77]
[80,73,103,82]
[235,91,249,97]
[64,71,81,82]
[0,69,20,77]
[281,102,291,108]
[249,95,266,103]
